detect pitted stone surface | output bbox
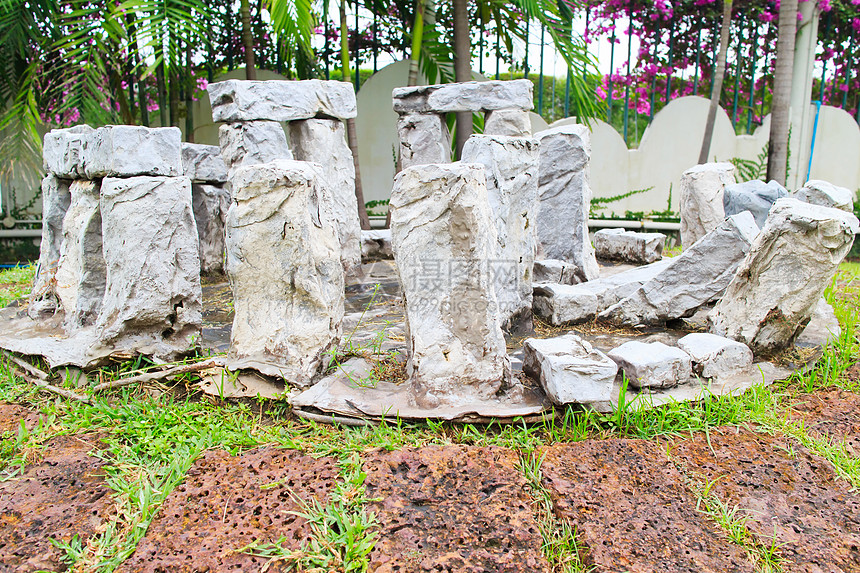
[794,179,855,212]
[192,183,230,274]
[484,109,532,136]
[181,142,228,183]
[594,228,666,264]
[723,179,788,227]
[82,125,182,178]
[42,125,93,178]
[364,445,548,573]
[207,79,357,122]
[607,340,692,389]
[118,447,339,573]
[0,404,43,434]
[540,440,755,573]
[522,334,617,405]
[219,121,292,179]
[29,175,71,318]
[790,389,860,455]
[392,80,533,114]
[671,426,860,572]
[397,113,451,169]
[680,162,735,248]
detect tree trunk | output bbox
[240,0,257,80]
[766,0,798,184]
[453,0,471,159]
[186,43,195,143]
[698,0,732,164]
[407,0,426,87]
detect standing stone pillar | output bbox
[535,124,600,282]
[397,113,451,169]
[182,143,231,274]
[29,175,71,318]
[218,121,292,179]
[679,162,735,249]
[225,160,344,385]
[461,134,539,333]
[484,109,532,137]
[390,162,511,408]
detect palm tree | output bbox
[766,0,797,184]
[698,0,732,164]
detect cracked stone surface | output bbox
[363,445,548,573]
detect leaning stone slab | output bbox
[710,198,859,353]
[484,109,531,136]
[226,160,343,384]
[29,175,71,318]
[289,118,362,275]
[607,341,692,389]
[522,334,617,405]
[390,162,510,408]
[461,134,540,333]
[535,124,599,281]
[680,162,735,248]
[181,143,228,183]
[397,113,451,169]
[54,180,105,331]
[532,259,579,285]
[97,176,202,359]
[42,125,94,178]
[361,229,393,260]
[207,79,357,122]
[677,333,753,379]
[599,212,760,326]
[392,80,533,114]
[723,179,787,228]
[82,126,182,178]
[594,228,665,264]
[793,180,855,212]
[219,121,291,179]
[192,184,231,274]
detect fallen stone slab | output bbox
[532,259,580,284]
[42,125,93,178]
[118,447,339,573]
[540,440,756,573]
[680,162,735,249]
[522,333,617,405]
[671,426,860,572]
[677,332,753,379]
[397,113,451,168]
[594,228,666,264]
[535,124,599,281]
[360,229,393,260]
[607,340,692,389]
[98,176,202,359]
[192,183,230,274]
[710,198,859,353]
[723,179,787,228]
[392,79,533,114]
[29,175,71,318]
[600,212,760,326]
[181,142,228,183]
[219,121,291,179]
[364,445,549,572]
[793,179,855,212]
[390,162,510,408]
[226,160,343,384]
[483,109,532,136]
[82,125,182,178]
[207,78,357,122]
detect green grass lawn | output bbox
[0,264,35,308]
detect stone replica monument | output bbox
[182,143,231,274]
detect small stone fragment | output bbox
[207,79,357,122]
[710,198,859,353]
[392,80,533,114]
[793,179,855,212]
[680,162,735,248]
[722,179,788,228]
[82,126,182,178]
[677,332,753,379]
[192,183,231,274]
[607,341,692,389]
[484,109,532,136]
[181,143,228,183]
[42,125,93,178]
[594,228,666,264]
[219,121,291,179]
[532,259,580,285]
[360,229,393,260]
[397,113,451,169]
[29,175,71,317]
[522,334,617,405]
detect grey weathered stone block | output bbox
[181,143,228,183]
[607,341,692,389]
[82,126,182,178]
[680,162,735,248]
[29,175,71,318]
[523,334,617,405]
[392,80,533,114]
[207,79,357,122]
[677,333,753,379]
[192,183,231,274]
[793,179,855,212]
[594,228,666,264]
[722,179,787,228]
[484,109,531,136]
[43,125,94,178]
[360,229,393,260]
[397,113,451,169]
[219,121,291,179]
[532,259,580,285]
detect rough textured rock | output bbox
[397,113,451,169]
[218,121,291,179]
[607,340,692,389]
[360,229,393,260]
[289,118,361,275]
[794,179,855,212]
[192,183,231,274]
[532,259,580,285]
[207,79,357,122]
[723,179,788,228]
[461,134,540,333]
[226,160,344,383]
[677,333,753,379]
[29,175,72,318]
[680,162,735,248]
[82,126,182,178]
[390,162,510,408]
[710,198,859,353]
[594,228,665,264]
[42,125,93,178]
[797,298,842,347]
[522,334,617,405]
[535,124,599,281]
[392,80,533,113]
[97,176,202,358]
[600,212,760,326]
[181,143,228,183]
[54,180,105,330]
[483,109,532,136]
